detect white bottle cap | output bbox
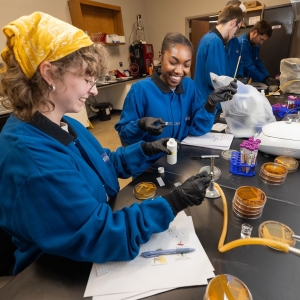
[158,167,164,173]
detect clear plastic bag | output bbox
[210,73,276,138]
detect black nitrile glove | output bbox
[208,80,238,105]
[141,138,171,156]
[263,76,279,87]
[138,117,166,136]
[163,171,211,215]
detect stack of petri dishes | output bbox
[232,186,267,219]
[274,156,299,173]
[259,162,288,185]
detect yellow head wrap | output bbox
[1,12,93,78]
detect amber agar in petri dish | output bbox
[258,220,296,250]
[259,162,288,185]
[133,182,157,200]
[232,186,266,219]
[204,274,253,300]
[274,156,299,172]
[261,162,288,177]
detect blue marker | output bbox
[141,248,195,258]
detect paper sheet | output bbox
[181,132,234,150]
[84,212,214,299]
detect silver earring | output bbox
[48,84,56,91]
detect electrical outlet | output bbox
[119,62,123,67]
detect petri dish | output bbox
[204,274,253,300]
[221,149,238,160]
[199,166,221,181]
[259,171,286,185]
[258,220,296,250]
[232,206,262,219]
[133,182,157,200]
[261,163,288,178]
[235,186,266,208]
[274,156,299,173]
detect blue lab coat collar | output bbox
[151,70,184,94]
[29,112,77,146]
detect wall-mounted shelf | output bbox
[244,5,265,27]
[68,0,125,45]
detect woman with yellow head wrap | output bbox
[0,12,210,276]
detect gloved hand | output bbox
[163,171,211,215]
[138,117,166,136]
[141,138,172,156]
[208,80,238,105]
[263,76,279,87]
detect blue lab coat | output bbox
[0,113,174,274]
[115,71,216,167]
[238,33,269,82]
[194,28,242,102]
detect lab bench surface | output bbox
[1,179,299,300]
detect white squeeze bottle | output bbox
[167,138,177,165]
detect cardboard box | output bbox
[244,1,262,8]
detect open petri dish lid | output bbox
[221,149,238,160]
[133,182,157,200]
[204,274,253,300]
[258,220,296,250]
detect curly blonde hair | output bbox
[0,43,109,121]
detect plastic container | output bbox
[230,151,257,176]
[167,138,177,165]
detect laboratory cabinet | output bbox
[68,0,125,45]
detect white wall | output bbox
[0,0,148,72]
[0,0,298,70]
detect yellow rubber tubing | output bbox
[213,182,290,253]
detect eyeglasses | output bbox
[55,65,98,91]
[235,23,241,35]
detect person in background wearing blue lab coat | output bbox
[238,20,279,86]
[115,32,237,168]
[0,12,212,275]
[194,4,244,107]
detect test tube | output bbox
[245,144,252,173]
[240,143,246,164]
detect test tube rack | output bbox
[230,151,257,177]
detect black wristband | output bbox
[163,189,188,216]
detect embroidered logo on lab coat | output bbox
[101,152,110,163]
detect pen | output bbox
[141,247,195,258]
[164,122,180,126]
[191,155,219,160]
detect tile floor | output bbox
[89,110,132,189]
